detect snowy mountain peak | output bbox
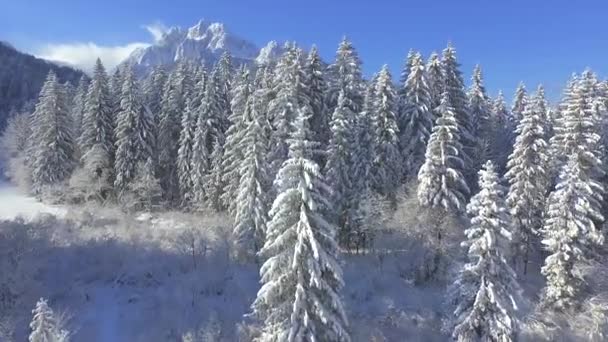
[256,40,286,65]
[122,19,274,74]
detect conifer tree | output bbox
[191,66,225,208]
[176,98,198,207]
[203,136,226,211]
[511,82,528,124]
[80,59,114,167]
[491,91,514,173]
[327,37,364,119]
[143,66,168,124]
[114,67,149,194]
[30,71,75,192]
[233,95,270,256]
[441,44,474,183]
[371,65,401,202]
[29,298,69,342]
[326,90,356,245]
[541,154,604,309]
[70,75,89,143]
[418,91,469,213]
[425,52,443,121]
[505,86,550,273]
[157,68,187,204]
[467,65,493,181]
[267,47,310,179]
[221,67,253,213]
[400,52,433,178]
[305,46,330,151]
[252,110,349,342]
[448,161,520,342]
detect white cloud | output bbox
[143,22,168,42]
[36,41,149,73]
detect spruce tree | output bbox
[371,65,401,202]
[505,86,550,274]
[233,96,270,256]
[221,67,253,214]
[491,91,515,173]
[80,59,114,167]
[203,136,226,211]
[70,75,89,144]
[417,91,469,213]
[400,52,433,178]
[448,161,521,342]
[30,71,75,192]
[114,67,149,194]
[29,298,68,342]
[267,47,310,179]
[176,98,198,207]
[191,66,225,208]
[325,90,356,246]
[467,65,493,183]
[511,82,528,124]
[305,46,330,152]
[252,110,349,342]
[157,67,187,204]
[541,155,604,309]
[442,44,475,186]
[425,52,443,122]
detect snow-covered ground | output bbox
[0,182,449,341]
[0,182,67,221]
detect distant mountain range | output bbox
[120,19,286,74]
[0,41,84,128]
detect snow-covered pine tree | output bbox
[442,44,474,185]
[491,90,515,173]
[70,75,89,144]
[200,136,225,211]
[157,67,187,204]
[505,85,550,274]
[252,109,350,342]
[114,67,149,194]
[80,59,114,167]
[355,77,377,195]
[30,71,75,192]
[511,82,528,124]
[327,37,364,121]
[221,66,253,214]
[29,298,69,342]
[176,99,197,206]
[305,46,330,153]
[371,65,401,202]
[425,52,443,122]
[326,90,356,246]
[399,52,433,179]
[549,74,577,175]
[233,95,270,257]
[143,66,168,128]
[215,52,234,134]
[448,161,521,342]
[541,154,604,310]
[267,46,310,180]
[467,65,493,184]
[191,65,226,209]
[417,90,470,213]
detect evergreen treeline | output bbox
[5,40,608,341]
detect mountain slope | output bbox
[121,19,285,74]
[0,42,85,128]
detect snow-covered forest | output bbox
[2,39,608,341]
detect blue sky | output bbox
[2,0,607,101]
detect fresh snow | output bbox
[0,182,66,221]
